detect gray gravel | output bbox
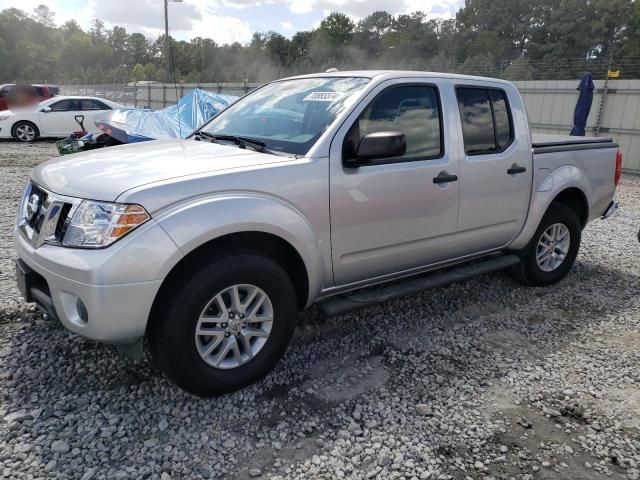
[1,140,639,480]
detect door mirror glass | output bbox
[41,106,52,113]
[346,131,406,167]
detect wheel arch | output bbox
[148,231,311,334]
[550,187,589,227]
[11,119,40,141]
[510,164,592,251]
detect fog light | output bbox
[76,299,88,323]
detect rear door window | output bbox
[456,87,514,155]
[80,99,110,110]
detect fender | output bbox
[509,165,591,250]
[154,191,325,307]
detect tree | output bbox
[128,33,150,66]
[61,20,83,37]
[264,31,289,65]
[32,4,55,27]
[318,12,354,46]
[460,53,498,76]
[456,0,538,56]
[354,11,394,57]
[591,0,633,59]
[358,11,393,37]
[502,55,534,80]
[288,31,312,66]
[383,12,439,65]
[90,19,105,41]
[131,63,160,81]
[2,1,640,85]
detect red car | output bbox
[0,84,59,111]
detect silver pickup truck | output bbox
[14,71,620,396]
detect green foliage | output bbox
[503,56,534,80]
[1,0,638,84]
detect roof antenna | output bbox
[325,68,339,73]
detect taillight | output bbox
[614,150,622,186]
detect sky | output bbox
[0,0,463,45]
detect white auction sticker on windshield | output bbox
[303,91,343,102]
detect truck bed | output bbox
[532,134,618,154]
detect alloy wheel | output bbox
[194,284,274,369]
[536,223,571,272]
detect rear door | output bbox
[454,84,533,253]
[329,78,463,286]
[79,99,113,129]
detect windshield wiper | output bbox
[195,132,275,154]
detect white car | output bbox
[0,96,122,142]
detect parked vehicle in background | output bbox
[13,71,620,396]
[0,96,122,142]
[0,84,58,111]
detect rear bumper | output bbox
[601,199,618,219]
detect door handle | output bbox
[433,172,458,184]
[507,164,527,175]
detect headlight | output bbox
[62,200,150,248]
[0,115,11,122]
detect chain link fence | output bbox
[58,82,261,108]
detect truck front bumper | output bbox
[13,222,180,345]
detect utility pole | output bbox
[164,0,183,82]
[164,0,170,82]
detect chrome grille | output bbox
[18,182,80,248]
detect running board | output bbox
[317,254,520,318]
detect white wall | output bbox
[513,80,640,173]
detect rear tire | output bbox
[148,250,297,397]
[12,121,39,143]
[510,202,581,286]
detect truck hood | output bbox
[33,139,291,201]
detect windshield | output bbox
[198,77,370,156]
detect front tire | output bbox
[12,121,39,143]
[510,202,582,286]
[148,250,297,397]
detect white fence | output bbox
[60,79,640,172]
[514,80,640,173]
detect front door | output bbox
[39,99,83,136]
[455,85,533,252]
[329,80,462,286]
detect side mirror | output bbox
[345,131,406,167]
[41,106,52,113]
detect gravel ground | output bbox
[0,140,639,480]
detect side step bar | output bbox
[318,254,520,318]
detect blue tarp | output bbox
[95,88,237,144]
[570,72,594,136]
